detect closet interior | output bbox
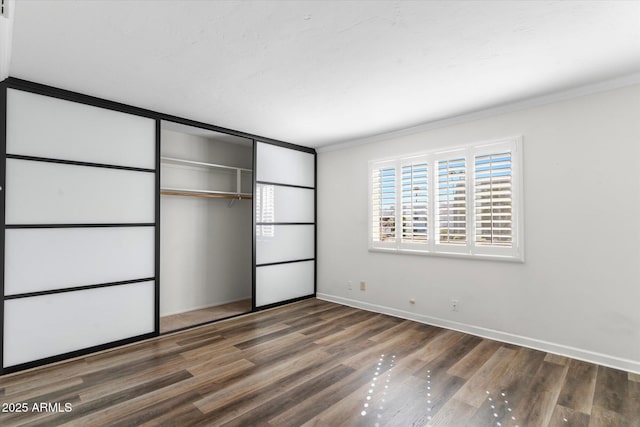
[159,121,253,332]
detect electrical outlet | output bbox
[347,280,352,291]
[451,299,459,312]
[360,281,366,291]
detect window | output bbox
[401,159,428,247]
[474,151,512,247]
[436,156,467,245]
[371,162,397,246]
[369,137,523,261]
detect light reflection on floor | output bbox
[425,368,433,425]
[357,355,530,426]
[360,353,396,426]
[485,390,518,427]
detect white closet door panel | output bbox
[256,261,314,307]
[256,225,314,265]
[3,281,155,367]
[256,184,314,223]
[5,227,154,295]
[5,159,155,224]
[256,142,314,187]
[6,89,155,169]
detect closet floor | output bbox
[160,299,251,333]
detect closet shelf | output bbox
[161,187,252,200]
[161,156,252,173]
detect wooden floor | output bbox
[160,299,252,333]
[1,298,638,426]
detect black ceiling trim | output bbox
[3,77,316,154]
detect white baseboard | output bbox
[317,293,640,375]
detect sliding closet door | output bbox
[255,142,315,308]
[1,86,157,372]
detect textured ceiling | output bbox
[7,0,640,148]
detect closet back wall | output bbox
[160,129,252,317]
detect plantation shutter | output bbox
[372,165,397,243]
[436,157,467,244]
[369,136,521,260]
[401,161,428,244]
[474,151,513,247]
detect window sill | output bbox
[368,247,524,263]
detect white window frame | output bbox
[368,136,524,262]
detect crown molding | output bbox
[318,72,640,153]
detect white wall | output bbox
[160,129,252,316]
[317,84,640,373]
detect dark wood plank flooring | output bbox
[0,298,638,426]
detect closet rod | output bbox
[160,191,252,200]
